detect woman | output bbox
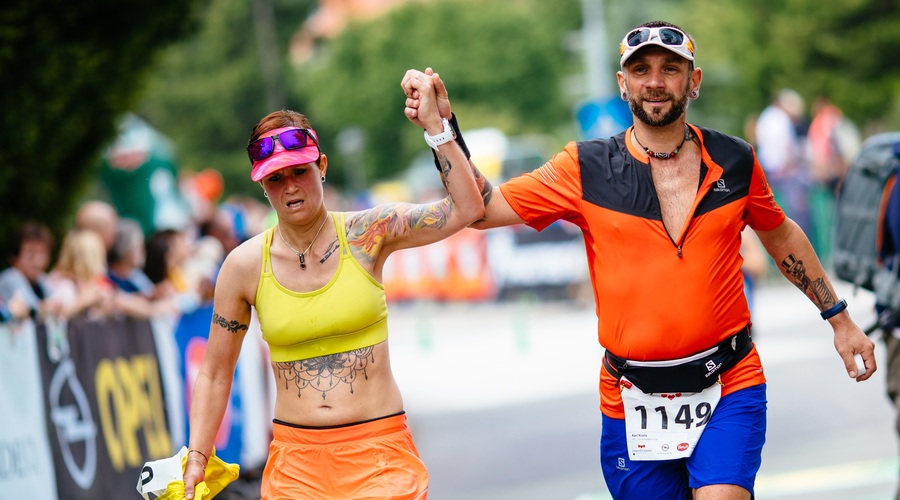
[0,220,54,318]
[107,218,181,319]
[184,70,483,499]
[45,229,117,319]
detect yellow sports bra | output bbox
[255,212,388,362]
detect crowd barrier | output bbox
[0,305,271,499]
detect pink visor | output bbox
[250,127,321,181]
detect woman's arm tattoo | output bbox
[212,312,249,334]
[274,347,375,400]
[347,202,451,264]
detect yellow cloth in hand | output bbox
[155,449,240,499]
[154,480,210,500]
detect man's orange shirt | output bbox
[498,125,785,418]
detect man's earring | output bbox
[621,92,628,101]
[321,176,326,183]
[690,89,699,99]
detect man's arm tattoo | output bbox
[212,312,249,334]
[436,152,493,223]
[473,165,493,222]
[437,154,452,192]
[781,254,835,308]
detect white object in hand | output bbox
[854,353,867,376]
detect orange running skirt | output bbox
[260,412,429,499]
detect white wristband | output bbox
[423,118,455,150]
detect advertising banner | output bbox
[0,322,58,499]
[36,316,172,499]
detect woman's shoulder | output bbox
[221,231,267,273]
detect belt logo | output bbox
[704,359,721,378]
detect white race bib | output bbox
[620,377,721,461]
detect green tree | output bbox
[0,0,202,252]
[670,0,900,136]
[135,0,317,198]
[292,0,582,191]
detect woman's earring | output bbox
[321,176,326,183]
[263,191,268,198]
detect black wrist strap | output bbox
[431,113,470,172]
[820,298,848,320]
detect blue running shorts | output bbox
[600,384,766,499]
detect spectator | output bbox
[740,227,768,315]
[45,229,116,319]
[198,208,241,258]
[74,199,119,252]
[873,142,900,500]
[108,218,179,319]
[755,88,813,237]
[0,293,30,323]
[145,228,206,313]
[0,220,54,319]
[807,96,861,264]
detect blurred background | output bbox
[3,0,900,248]
[2,0,900,498]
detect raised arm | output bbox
[754,217,876,381]
[365,69,484,255]
[403,68,523,229]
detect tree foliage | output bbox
[0,0,202,252]
[669,0,900,135]
[291,0,582,189]
[4,0,900,256]
[135,0,317,197]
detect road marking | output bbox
[572,457,899,500]
[755,457,897,497]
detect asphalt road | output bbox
[388,281,899,500]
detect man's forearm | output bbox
[431,114,493,220]
[758,218,839,310]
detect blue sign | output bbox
[576,96,633,140]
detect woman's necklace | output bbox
[278,213,329,270]
[633,125,688,160]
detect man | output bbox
[405,20,875,500]
[873,141,900,500]
[74,199,119,252]
[754,88,812,239]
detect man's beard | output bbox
[629,82,690,127]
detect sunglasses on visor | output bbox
[626,27,688,48]
[246,128,319,163]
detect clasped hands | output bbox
[401,67,451,134]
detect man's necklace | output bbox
[278,213,329,270]
[633,125,688,160]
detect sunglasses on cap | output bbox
[246,128,319,163]
[619,26,694,66]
